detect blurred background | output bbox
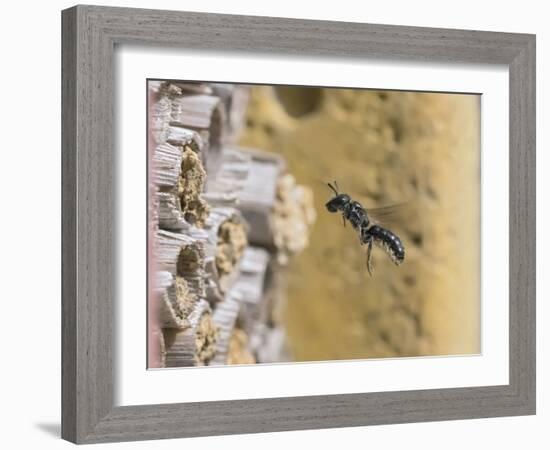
[238,85,481,360]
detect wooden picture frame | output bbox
[61,5,536,444]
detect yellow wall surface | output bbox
[239,86,480,361]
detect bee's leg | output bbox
[342,215,346,227]
[359,225,367,245]
[365,235,374,276]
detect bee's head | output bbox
[326,193,350,213]
[325,182,350,213]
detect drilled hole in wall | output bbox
[273,86,323,118]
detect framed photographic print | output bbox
[62,5,536,444]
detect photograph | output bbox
[53,3,536,444]
[147,80,481,369]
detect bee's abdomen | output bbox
[368,225,405,265]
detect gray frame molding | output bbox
[62,5,536,444]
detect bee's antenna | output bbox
[327,182,338,195]
[334,180,339,192]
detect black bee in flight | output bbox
[325,181,405,275]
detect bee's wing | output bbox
[367,202,412,227]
